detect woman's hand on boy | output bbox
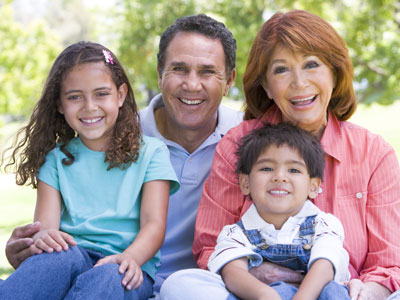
[249,261,304,285]
[94,253,143,291]
[33,229,76,253]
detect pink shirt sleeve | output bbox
[193,121,256,269]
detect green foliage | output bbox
[0,3,61,116]
[116,0,400,104]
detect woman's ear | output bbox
[239,173,250,196]
[260,78,272,99]
[308,178,321,199]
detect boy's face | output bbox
[239,144,320,227]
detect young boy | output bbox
[208,123,351,300]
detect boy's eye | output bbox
[289,168,300,173]
[261,167,273,172]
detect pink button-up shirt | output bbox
[193,105,400,292]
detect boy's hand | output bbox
[33,229,76,253]
[6,222,42,269]
[94,253,143,290]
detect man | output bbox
[5,14,243,296]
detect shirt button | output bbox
[356,192,362,199]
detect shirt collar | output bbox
[259,104,343,162]
[242,200,320,230]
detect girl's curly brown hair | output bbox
[3,41,142,188]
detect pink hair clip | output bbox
[102,50,114,65]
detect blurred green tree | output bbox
[0,2,61,117]
[116,0,400,104]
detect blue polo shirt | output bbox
[140,94,243,292]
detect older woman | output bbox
[160,10,400,300]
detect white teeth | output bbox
[81,117,102,124]
[291,95,315,103]
[270,190,289,195]
[180,98,203,105]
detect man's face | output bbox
[158,31,235,133]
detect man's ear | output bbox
[239,173,250,196]
[308,178,321,199]
[223,69,236,96]
[157,65,163,90]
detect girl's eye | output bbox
[273,66,288,74]
[67,95,80,101]
[305,61,319,69]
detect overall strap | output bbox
[236,220,266,248]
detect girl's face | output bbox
[58,62,127,151]
[262,45,335,137]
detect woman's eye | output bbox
[305,61,319,69]
[273,66,288,74]
[98,92,109,97]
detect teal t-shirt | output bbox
[38,136,179,279]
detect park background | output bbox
[0,0,399,278]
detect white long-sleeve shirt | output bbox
[208,200,350,282]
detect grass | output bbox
[0,101,399,279]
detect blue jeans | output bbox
[0,245,153,300]
[227,280,350,300]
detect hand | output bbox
[33,229,76,253]
[249,261,304,285]
[347,279,391,300]
[94,253,143,290]
[6,222,42,269]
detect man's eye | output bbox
[201,69,215,74]
[173,67,185,72]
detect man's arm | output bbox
[5,222,42,269]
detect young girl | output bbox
[0,41,179,300]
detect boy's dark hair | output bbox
[157,14,236,77]
[235,123,325,180]
[4,41,141,188]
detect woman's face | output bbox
[263,45,335,136]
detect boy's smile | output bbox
[239,144,320,229]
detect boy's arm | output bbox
[95,179,170,290]
[221,257,282,300]
[292,258,334,300]
[33,180,76,252]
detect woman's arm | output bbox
[95,179,170,290]
[293,259,334,300]
[221,257,281,300]
[32,180,76,253]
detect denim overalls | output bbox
[236,215,316,272]
[227,214,351,300]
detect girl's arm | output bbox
[33,180,76,253]
[292,258,334,300]
[95,179,170,290]
[221,257,282,300]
